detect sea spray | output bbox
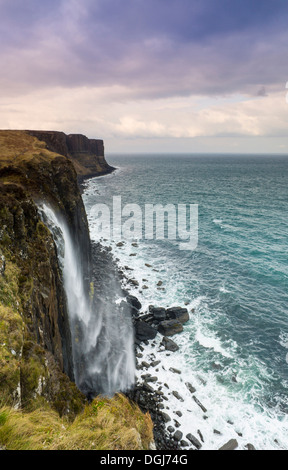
[38,203,135,398]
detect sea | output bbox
[82,153,288,450]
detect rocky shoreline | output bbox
[126,296,209,450]
[108,245,257,451]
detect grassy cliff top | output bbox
[0,130,62,168]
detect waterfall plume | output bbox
[38,203,135,398]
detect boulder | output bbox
[185,382,196,394]
[172,391,184,401]
[186,433,202,449]
[158,319,183,337]
[134,320,158,341]
[166,307,189,324]
[126,294,142,311]
[173,430,183,442]
[161,336,179,352]
[218,439,238,451]
[149,306,166,322]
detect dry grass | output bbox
[0,394,154,450]
[0,130,59,168]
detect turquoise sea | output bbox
[82,154,288,450]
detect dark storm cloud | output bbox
[1,0,288,98]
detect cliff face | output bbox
[0,130,88,413]
[0,130,154,450]
[26,130,114,180]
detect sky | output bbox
[0,0,288,154]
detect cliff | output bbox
[0,130,153,450]
[26,130,115,180]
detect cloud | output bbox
[0,0,288,99]
[0,0,288,152]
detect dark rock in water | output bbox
[140,361,150,369]
[213,429,222,435]
[172,391,184,401]
[135,320,158,341]
[149,306,166,322]
[166,307,189,324]
[193,396,207,413]
[197,429,204,443]
[245,443,256,450]
[126,294,142,311]
[180,440,189,447]
[161,336,179,352]
[145,376,158,383]
[186,433,202,449]
[151,360,161,367]
[161,412,171,423]
[169,367,181,374]
[185,382,196,394]
[158,319,183,336]
[218,439,238,450]
[174,430,183,442]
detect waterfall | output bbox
[38,203,135,398]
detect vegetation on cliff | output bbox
[0,130,153,450]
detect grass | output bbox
[0,394,154,450]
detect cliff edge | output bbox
[0,130,153,450]
[26,130,115,180]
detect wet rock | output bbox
[145,376,158,383]
[161,336,179,352]
[186,433,202,450]
[193,395,207,413]
[126,294,142,311]
[180,440,189,447]
[151,360,161,367]
[150,307,166,322]
[166,307,189,324]
[140,361,150,369]
[245,443,256,450]
[185,382,196,394]
[174,430,183,442]
[218,439,238,450]
[214,429,222,435]
[197,429,204,442]
[158,319,183,337]
[142,382,155,393]
[169,367,181,374]
[135,320,158,342]
[160,412,171,423]
[172,391,184,401]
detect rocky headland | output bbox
[0,130,153,450]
